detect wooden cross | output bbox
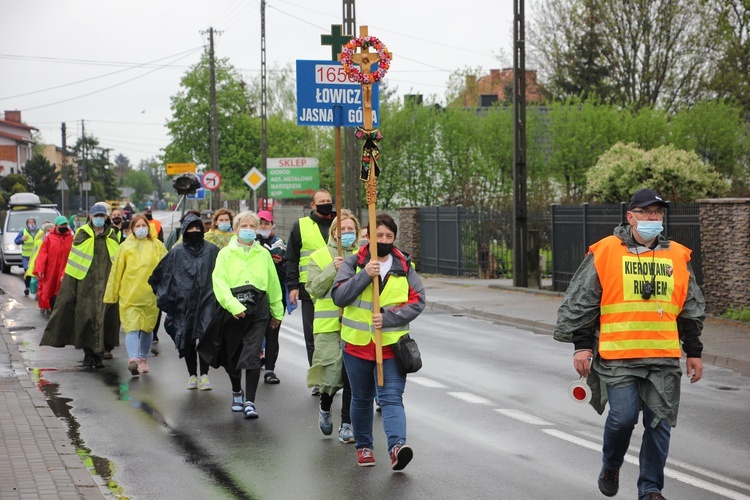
[344,25,393,385]
[321,24,352,61]
[347,26,391,132]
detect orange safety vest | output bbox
[149,218,162,235]
[590,235,690,360]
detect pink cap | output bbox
[257,210,273,222]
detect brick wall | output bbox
[398,207,420,269]
[698,198,750,314]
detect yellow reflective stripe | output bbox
[383,325,407,333]
[601,303,680,315]
[342,317,371,333]
[352,298,374,310]
[315,310,340,319]
[69,246,94,261]
[600,321,678,333]
[599,339,681,351]
[65,259,88,272]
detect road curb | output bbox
[426,299,750,375]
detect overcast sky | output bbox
[2,0,517,167]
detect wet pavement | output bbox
[1,268,749,498]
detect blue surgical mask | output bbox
[134,228,149,239]
[218,222,232,232]
[91,217,105,228]
[238,229,256,243]
[340,232,357,248]
[634,220,663,241]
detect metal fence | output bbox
[419,207,551,277]
[419,203,702,292]
[550,203,702,291]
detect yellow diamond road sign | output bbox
[243,167,266,190]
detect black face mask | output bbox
[315,203,333,216]
[112,217,122,225]
[57,227,69,234]
[376,242,393,257]
[183,231,203,245]
[145,213,153,220]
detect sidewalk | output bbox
[0,325,106,499]
[422,276,750,375]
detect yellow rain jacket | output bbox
[103,230,167,332]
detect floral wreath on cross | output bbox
[340,36,391,84]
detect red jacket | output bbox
[34,229,73,309]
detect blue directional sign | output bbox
[296,60,379,127]
[188,174,206,200]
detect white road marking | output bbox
[493,409,554,426]
[407,376,447,388]
[543,429,750,500]
[280,324,304,337]
[447,392,492,404]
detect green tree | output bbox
[164,53,256,193]
[70,135,119,200]
[546,97,623,201]
[529,0,612,101]
[113,153,131,187]
[23,154,59,201]
[125,170,155,204]
[707,0,750,113]
[670,99,749,189]
[11,183,27,194]
[586,142,729,202]
[1,173,28,192]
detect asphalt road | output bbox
[2,265,749,500]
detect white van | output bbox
[1,193,60,273]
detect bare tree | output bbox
[530,0,721,110]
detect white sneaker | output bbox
[187,375,198,390]
[198,374,212,391]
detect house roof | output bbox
[0,130,33,143]
[0,119,37,131]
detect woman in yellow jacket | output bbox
[202,211,283,419]
[306,209,361,443]
[104,214,167,376]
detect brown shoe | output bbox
[127,358,139,376]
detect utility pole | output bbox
[342,0,360,218]
[61,122,67,214]
[512,0,528,287]
[259,0,268,210]
[79,120,86,213]
[207,27,220,209]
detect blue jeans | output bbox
[342,352,406,452]
[603,382,671,499]
[125,330,153,359]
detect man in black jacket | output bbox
[286,190,335,395]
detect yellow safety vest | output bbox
[21,228,39,257]
[340,270,410,347]
[65,224,120,280]
[298,217,326,284]
[591,236,689,360]
[310,246,354,334]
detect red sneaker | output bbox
[356,447,376,467]
[390,443,413,471]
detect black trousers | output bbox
[184,339,210,377]
[263,320,280,371]
[301,298,315,366]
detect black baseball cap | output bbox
[629,188,668,210]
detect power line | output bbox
[0,47,203,102]
[21,48,202,112]
[0,53,194,70]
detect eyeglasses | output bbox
[630,209,665,216]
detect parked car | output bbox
[1,193,60,274]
